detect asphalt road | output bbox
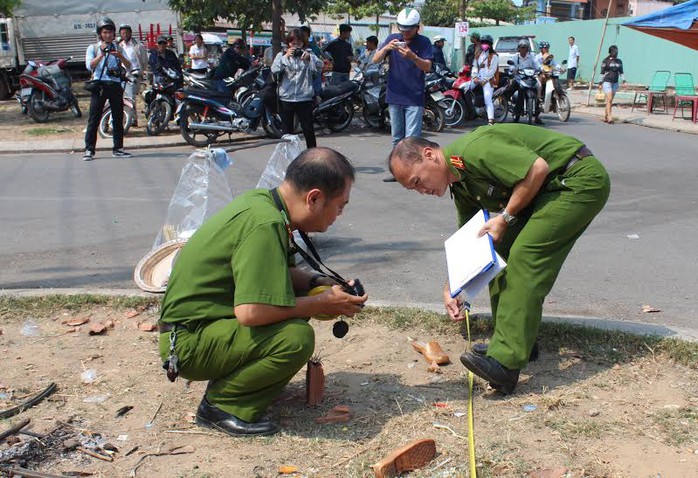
[1,116,696,339]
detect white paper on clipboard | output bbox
[444,209,507,299]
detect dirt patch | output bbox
[1,303,697,478]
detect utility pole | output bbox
[272,0,282,57]
[586,0,613,106]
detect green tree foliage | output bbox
[470,0,535,26]
[420,0,460,27]
[0,0,21,17]
[325,0,408,33]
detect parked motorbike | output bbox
[143,66,183,136]
[313,69,362,132]
[176,81,281,147]
[17,57,81,123]
[359,75,387,130]
[98,69,139,139]
[539,59,571,122]
[441,64,471,127]
[423,70,447,132]
[183,69,215,90]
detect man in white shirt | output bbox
[567,36,579,89]
[118,24,148,126]
[189,34,209,73]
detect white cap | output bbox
[433,35,446,43]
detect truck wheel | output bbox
[0,76,11,101]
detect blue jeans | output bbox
[331,72,349,85]
[389,104,424,147]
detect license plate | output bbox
[430,91,445,101]
[21,87,32,97]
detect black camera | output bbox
[344,278,365,298]
[293,48,305,58]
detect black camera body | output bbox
[344,278,365,298]
[293,48,306,58]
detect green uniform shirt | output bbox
[443,124,584,226]
[160,189,296,328]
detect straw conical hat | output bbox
[133,238,187,293]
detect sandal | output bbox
[607,119,614,124]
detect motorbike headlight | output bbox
[523,68,535,76]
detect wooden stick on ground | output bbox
[0,418,31,442]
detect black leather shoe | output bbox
[382,176,397,182]
[195,397,278,437]
[460,352,520,395]
[471,342,539,362]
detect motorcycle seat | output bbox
[183,87,231,101]
[321,81,358,100]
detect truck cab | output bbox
[494,36,539,73]
[0,18,18,98]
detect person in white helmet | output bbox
[432,35,447,70]
[372,8,433,181]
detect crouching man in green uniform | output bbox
[158,147,368,436]
[388,124,610,394]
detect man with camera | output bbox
[387,126,610,395]
[372,8,433,181]
[83,17,132,161]
[158,147,368,437]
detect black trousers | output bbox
[279,100,316,149]
[84,81,124,153]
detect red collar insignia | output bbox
[450,155,465,170]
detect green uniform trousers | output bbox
[159,318,314,422]
[487,157,611,370]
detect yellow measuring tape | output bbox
[464,307,477,478]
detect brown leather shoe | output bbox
[372,439,436,478]
[411,341,450,365]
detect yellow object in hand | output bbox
[307,285,338,321]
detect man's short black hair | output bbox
[300,25,311,35]
[285,148,355,198]
[366,35,378,45]
[339,24,352,33]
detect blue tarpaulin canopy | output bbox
[623,0,698,50]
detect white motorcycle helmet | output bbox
[397,8,421,31]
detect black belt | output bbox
[564,145,594,173]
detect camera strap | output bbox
[93,45,111,81]
[270,188,351,290]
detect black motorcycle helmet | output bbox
[539,41,550,49]
[480,34,494,46]
[119,23,132,33]
[96,17,116,35]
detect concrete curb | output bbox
[2,288,695,342]
[0,132,255,155]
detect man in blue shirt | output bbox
[432,35,447,70]
[212,39,251,93]
[149,35,183,86]
[372,8,433,181]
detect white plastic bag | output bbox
[152,148,234,250]
[255,135,303,189]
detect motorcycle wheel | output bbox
[362,106,385,130]
[424,101,445,132]
[443,98,465,127]
[493,96,508,123]
[556,94,571,122]
[327,102,354,132]
[262,111,284,139]
[146,100,172,136]
[99,106,134,139]
[28,91,50,123]
[70,101,82,118]
[526,95,534,125]
[180,106,218,147]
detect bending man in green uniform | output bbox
[158,147,368,436]
[388,124,610,394]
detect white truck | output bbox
[0,0,182,100]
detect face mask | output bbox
[481,44,490,52]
